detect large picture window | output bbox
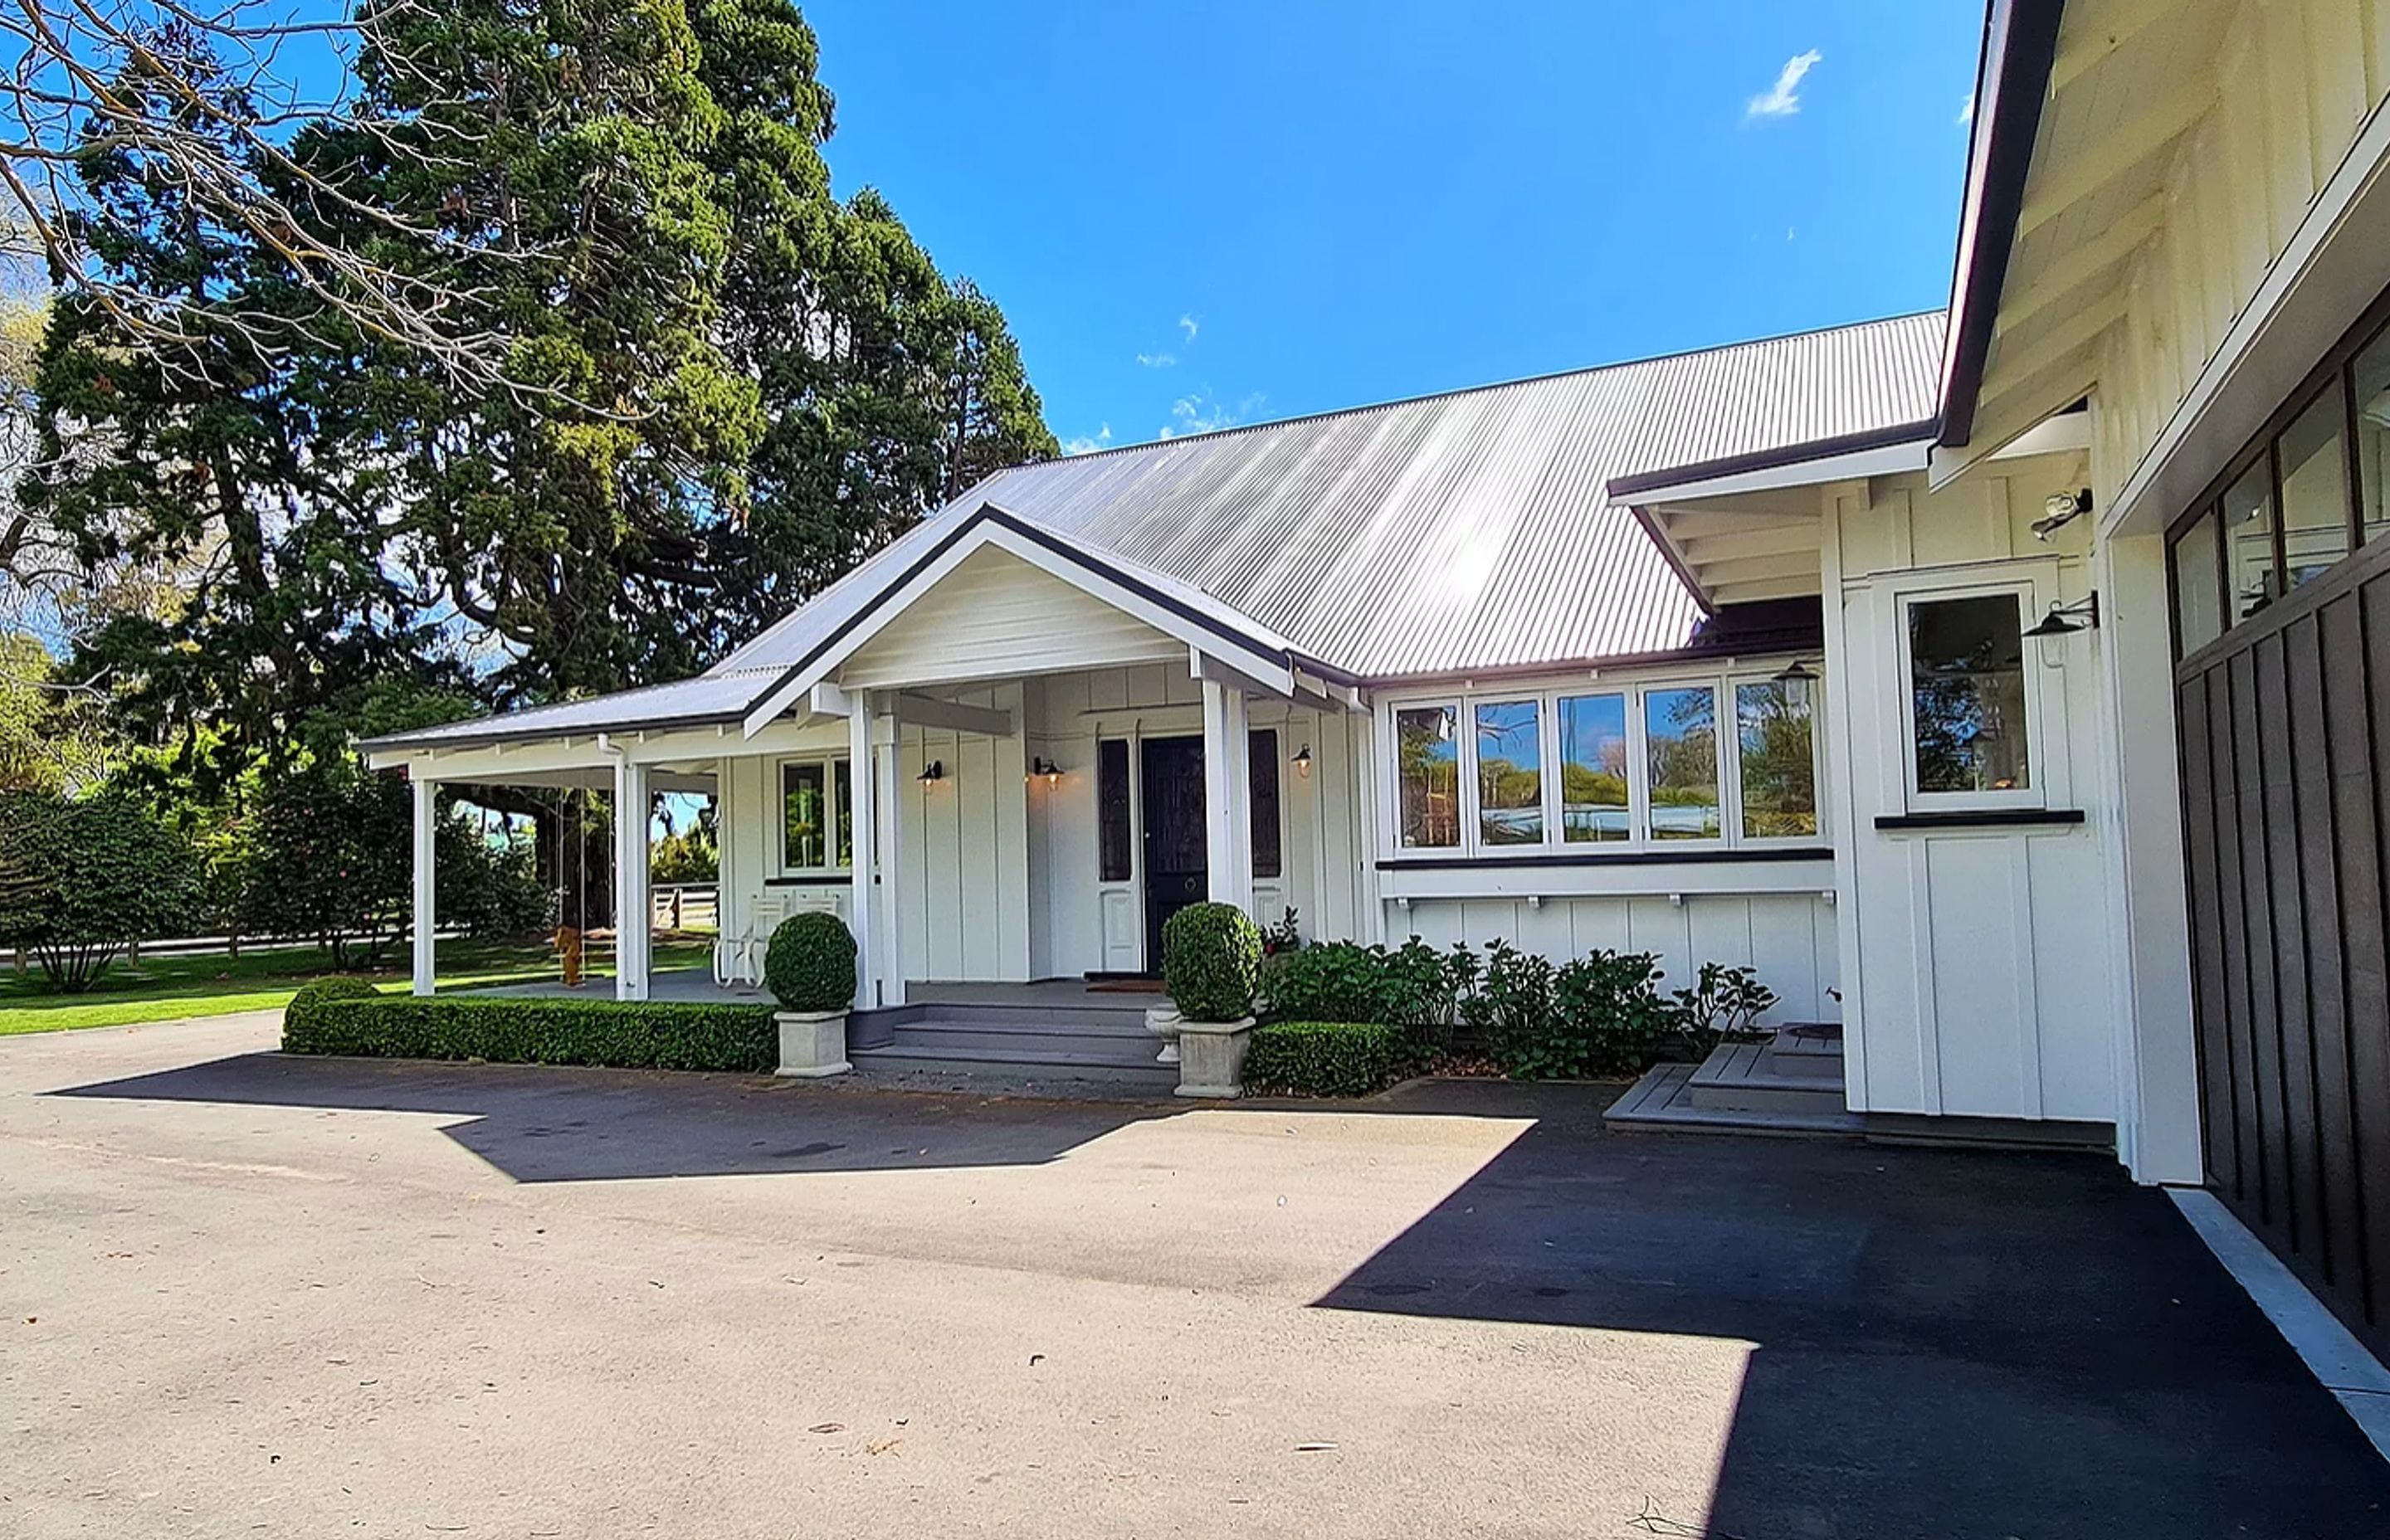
[1908,595,2030,797]
[1395,704,1461,849]
[1474,700,1544,846]
[1558,693,1629,842]
[781,758,851,872]
[1644,686,1720,841]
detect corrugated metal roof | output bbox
[722,309,1943,682]
[363,670,782,750]
[371,311,1942,750]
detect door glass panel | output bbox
[1909,595,2030,795]
[1474,700,1544,846]
[832,758,852,868]
[1097,739,1131,882]
[2278,387,2352,589]
[1735,681,1816,838]
[2222,458,2280,624]
[1557,693,1630,843]
[1394,705,1460,849]
[1644,686,1720,840]
[781,762,828,870]
[1248,729,1282,879]
[2355,324,2390,548]
[2172,508,2224,655]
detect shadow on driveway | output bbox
[1319,1087,2390,1538]
[47,1051,1165,1182]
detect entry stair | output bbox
[1606,1026,1861,1135]
[848,997,1178,1093]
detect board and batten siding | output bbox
[2090,0,2390,509]
[1827,463,2119,1123]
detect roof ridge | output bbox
[1045,308,1948,461]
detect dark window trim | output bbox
[765,874,854,887]
[1378,846,1832,872]
[1873,808,2085,831]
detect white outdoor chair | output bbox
[715,890,790,987]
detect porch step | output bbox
[1686,1040,1847,1117]
[1607,1065,1864,1137]
[895,1001,1154,1032]
[848,1040,1178,1090]
[876,1014,1158,1059]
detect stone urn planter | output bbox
[1144,1004,1183,1065]
[1158,902,1262,1099]
[775,1007,852,1079]
[763,911,858,1079]
[1173,1015,1255,1099]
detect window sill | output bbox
[766,872,854,886]
[1378,846,1832,871]
[1871,808,2085,831]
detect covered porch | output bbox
[366,509,1376,1011]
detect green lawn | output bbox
[0,936,716,1036]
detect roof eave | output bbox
[1938,0,2070,450]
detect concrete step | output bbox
[898,1001,1156,1031]
[849,1041,1179,1089]
[885,1015,1161,1059]
[1687,1041,1846,1116]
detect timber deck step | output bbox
[1607,1064,1866,1137]
[1686,1040,1845,1115]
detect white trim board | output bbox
[2169,1188,2390,1464]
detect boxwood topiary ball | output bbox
[763,911,858,1014]
[1161,902,1261,1023]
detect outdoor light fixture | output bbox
[1029,755,1063,785]
[1292,743,1314,778]
[1769,659,1818,710]
[2032,488,2093,542]
[917,759,946,785]
[2024,592,2101,662]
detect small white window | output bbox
[1473,699,1544,846]
[1734,680,1817,839]
[1557,692,1631,843]
[1643,685,1721,841]
[1394,704,1461,850]
[780,757,851,872]
[1905,594,2032,802]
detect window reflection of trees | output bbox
[1397,707,1459,848]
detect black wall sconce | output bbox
[1029,755,1063,785]
[2024,592,2100,661]
[917,759,946,786]
[1292,743,1313,779]
[1770,659,1819,710]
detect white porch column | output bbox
[846,688,876,1009]
[1201,677,1254,913]
[613,757,651,1001]
[874,713,907,1007]
[410,772,437,996]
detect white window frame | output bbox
[1375,660,1827,862]
[1893,580,2047,814]
[774,753,854,878]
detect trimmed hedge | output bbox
[285,976,384,1014]
[281,995,777,1073]
[763,911,857,1014]
[1162,902,1261,1022]
[1243,1021,1404,1098]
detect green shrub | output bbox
[1162,902,1261,1022]
[280,996,777,1072]
[1668,962,1779,1057]
[1244,1021,1405,1098]
[762,911,856,1013]
[285,976,384,1020]
[1492,948,1671,1080]
[1263,936,1466,1061]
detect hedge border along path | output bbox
[281,995,777,1074]
[1242,1020,1404,1099]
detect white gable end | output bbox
[835,545,1187,690]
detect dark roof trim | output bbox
[1605,417,1939,500]
[1353,601,1824,689]
[1938,0,2068,449]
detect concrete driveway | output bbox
[3,1015,2384,1538]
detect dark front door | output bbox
[1141,735,1207,969]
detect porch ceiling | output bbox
[1636,491,1825,607]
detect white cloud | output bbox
[1157,390,1261,440]
[1062,424,1113,456]
[1135,351,1176,368]
[1178,314,1199,344]
[1746,49,1822,119]
[1957,92,1975,126]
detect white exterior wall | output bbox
[1827,461,2118,1123]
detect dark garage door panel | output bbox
[2179,540,2390,1364]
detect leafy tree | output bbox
[0,790,201,991]
[0,632,117,793]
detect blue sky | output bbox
[802,1,1986,455]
